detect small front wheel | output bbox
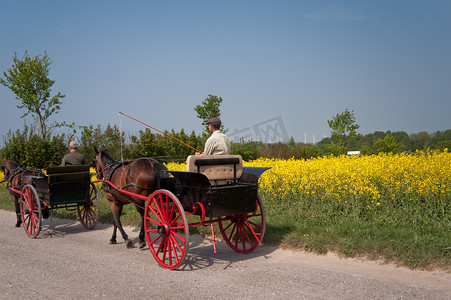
[78,182,100,229]
[218,195,266,253]
[144,190,189,269]
[20,184,42,238]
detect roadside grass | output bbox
[265,211,450,270]
[1,186,449,271]
[262,195,451,271]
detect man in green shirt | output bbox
[61,141,85,166]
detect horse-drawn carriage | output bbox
[95,153,269,269]
[2,161,99,238]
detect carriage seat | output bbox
[186,155,243,186]
[46,165,90,184]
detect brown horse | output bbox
[1,158,48,227]
[94,148,167,248]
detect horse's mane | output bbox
[100,150,116,166]
[9,159,21,167]
[2,159,21,171]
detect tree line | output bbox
[2,122,450,169]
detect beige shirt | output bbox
[202,131,231,155]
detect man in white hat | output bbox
[61,141,85,166]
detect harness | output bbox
[3,166,44,197]
[99,158,167,208]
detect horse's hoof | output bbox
[139,241,146,249]
[125,239,133,248]
[15,223,21,228]
[110,239,117,244]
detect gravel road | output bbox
[1,210,449,299]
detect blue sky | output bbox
[1,0,450,145]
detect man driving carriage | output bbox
[61,141,85,166]
[199,117,231,155]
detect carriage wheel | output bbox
[218,195,266,253]
[144,190,189,269]
[20,184,42,238]
[78,183,100,229]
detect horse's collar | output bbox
[4,166,25,182]
[100,161,128,182]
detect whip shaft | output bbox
[118,112,203,153]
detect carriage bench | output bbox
[186,154,243,186]
[45,165,91,205]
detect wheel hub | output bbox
[158,223,170,236]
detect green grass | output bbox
[262,194,451,271]
[1,186,449,271]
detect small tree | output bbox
[194,94,225,135]
[374,134,404,154]
[0,125,66,168]
[81,124,124,160]
[327,109,360,155]
[0,51,66,140]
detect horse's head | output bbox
[93,148,114,180]
[2,158,21,180]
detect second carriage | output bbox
[6,164,100,238]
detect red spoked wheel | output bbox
[20,184,42,238]
[218,195,266,253]
[144,190,189,269]
[78,183,100,229]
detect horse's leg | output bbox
[110,223,118,244]
[11,195,21,227]
[110,201,133,248]
[108,200,119,244]
[135,203,146,249]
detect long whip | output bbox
[118,112,203,153]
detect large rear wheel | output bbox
[144,190,189,269]
[20,184,42,238]
[218,195,266,253]
[78,183,100,229]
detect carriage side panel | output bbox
[168,171,212,215]
[208,184,258,217]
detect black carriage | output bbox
[10,165,99,238]
[142,155,269,269]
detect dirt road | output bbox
[1,210,449,299]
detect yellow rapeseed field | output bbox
[166,150,450,203]
[246,150,450,202]
[165,150,451,226]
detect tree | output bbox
[409,131,431,151]
[327,109,360,155]
[194,94,224,134]
[0,51,66,140]
[374,134,403,154]
[0,125,66,168]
